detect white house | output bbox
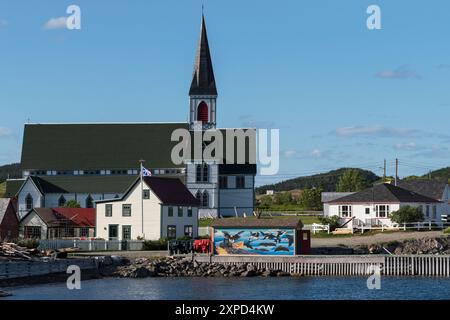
[324,183,444,229]
[96,176,200,241]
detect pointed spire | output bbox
[189,14,217,96]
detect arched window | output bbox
[197,101,208,123]
[195,190,202,203]
[58,195,66,207]
[202,191,209,208]
[196,164,202,182]
[202,164,209,182]
[25,194,33,210]
[86,195,94,208]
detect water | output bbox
[3,277,450,300]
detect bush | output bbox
[318,215,341,231]
[390,206,424,224]
[176,236,192,241]
[142,238,168,251]
[443,227,450,234]
[14,238,40,249]
[63,200,81,208]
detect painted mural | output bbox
[213,228,295,255]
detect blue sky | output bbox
[0,0,449,185]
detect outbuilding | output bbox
[19,207,95,239]
[211,218,310,256]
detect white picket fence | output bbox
[38,239,144,251]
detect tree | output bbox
[258,195,273,210]
[274,191,292,205]
[390,206,424,224]
[298,188,323,211]
[336,169,370,192]
[318,215,341,231]
[64,200,81,208]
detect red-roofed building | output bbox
[19,207,95,239]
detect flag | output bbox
[142,166,152,177]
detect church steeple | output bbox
[189,15,217,96]
[189,14,217,130]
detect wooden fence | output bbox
[38,239,144,251]
[195,255,450,277]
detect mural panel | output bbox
[213,228,295,255]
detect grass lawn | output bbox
[0,182,5,198]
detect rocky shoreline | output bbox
[113,257,296,278]
[353,236,450,255]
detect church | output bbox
[7,15,256,220]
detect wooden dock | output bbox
[195,255,450,277]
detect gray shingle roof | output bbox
[212,217,303,229]
[29,175,136,194]
[21,123,189,171]
[327,183,440,204]
[21,124,256,173]
[397,180,448,200]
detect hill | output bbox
[256,168,380,195]
[0,163,22,183]
[424,167,450,182]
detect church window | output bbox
[202,164,209,182]
[202,191,209,208]
[197,101,209,123]
[219,176,228,189]
[58,195,66,207]
[25,194,34,210]
[196,165,202,182]
[86,195,94,208]
[236,176,245,189]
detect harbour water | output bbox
[3,276,450,300]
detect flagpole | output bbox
[139,159,145,238]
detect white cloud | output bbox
[309,149,322,158]
[333,125,418,138]
[283,149,298,159]
[0,127,12,138]
[394,142,417,151]
[375,65,421,79]
[43,17,68,30]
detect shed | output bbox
[211,218,310,256]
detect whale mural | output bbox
[213,228,295,255]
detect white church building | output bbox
[7,15,256,220]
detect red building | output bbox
[0,198,19,240]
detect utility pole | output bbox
[383,159,386,181]
[395,158,399,186]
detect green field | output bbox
[198,215,321,227]
[0,182,5,198]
